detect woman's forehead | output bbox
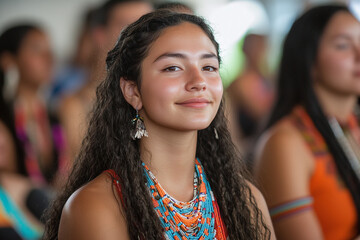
[145,22,218,61]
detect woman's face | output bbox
[313,11,360,96]
[15,30,53,87]
[139,22,223,132]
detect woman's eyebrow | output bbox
[153,52,218,63]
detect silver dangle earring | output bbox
[131,109,148,140]
[214,127,219,140]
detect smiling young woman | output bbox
[43,10,275,240]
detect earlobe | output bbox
[119,77,142,110]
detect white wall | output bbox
[0,0,104,63]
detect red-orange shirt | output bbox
[289,106,358,240]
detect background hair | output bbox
[0,80,26,175]
[267,4,360,231]
[92,0,150,27]
[0,24,40,88]
[43,10,270,239]
[156,2,194,14]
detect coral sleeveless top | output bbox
[105,169,228,239]
[289,106,358,240]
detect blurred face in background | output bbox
[104,2,152,50]
[313,11,360,97]
[243,34,268,74]
[14,29,53,89]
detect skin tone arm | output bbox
[248,182,277,240]
[58,173,130,240]
[254,120,324,240]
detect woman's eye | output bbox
[163,66,181,72]
[202,66,218,72]
[335,42,350,50]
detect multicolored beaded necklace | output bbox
[142,158,226,239]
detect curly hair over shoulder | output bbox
[43,10,271,239]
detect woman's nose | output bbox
[185,67,206,91]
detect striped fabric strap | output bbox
[270,196,314,222]
[0,186,42,240]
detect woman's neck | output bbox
[314,83,357,123]
[140,127,197,202]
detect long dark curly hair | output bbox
[267,4,360,232]
[43,10,271,239]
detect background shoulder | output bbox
[253,116,314,208]
[256,118,306,156]
[253,118,314,178]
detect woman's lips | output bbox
[176,98,211,108]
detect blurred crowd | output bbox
[0,0,360,239]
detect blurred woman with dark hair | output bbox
[0,57,50,240]
[254,4,360,240]
[0,24,66,186]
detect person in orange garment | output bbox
[43,10,275,240]
[254,4,360,240]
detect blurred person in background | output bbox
[227,33,274,162]
[49,7,98,114]
[59,0,152,162]
[254,4,360,240]
[0,69,51,240]
[0,24,66,187]
[156,1,194,14]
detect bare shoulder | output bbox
[247,180,267,206]
[247,181,277,240]
[254,118,314,178]
[253,117,314,206]
[58,172,129,240]
[254,118,308,162]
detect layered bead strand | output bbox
[142,158,218,239]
